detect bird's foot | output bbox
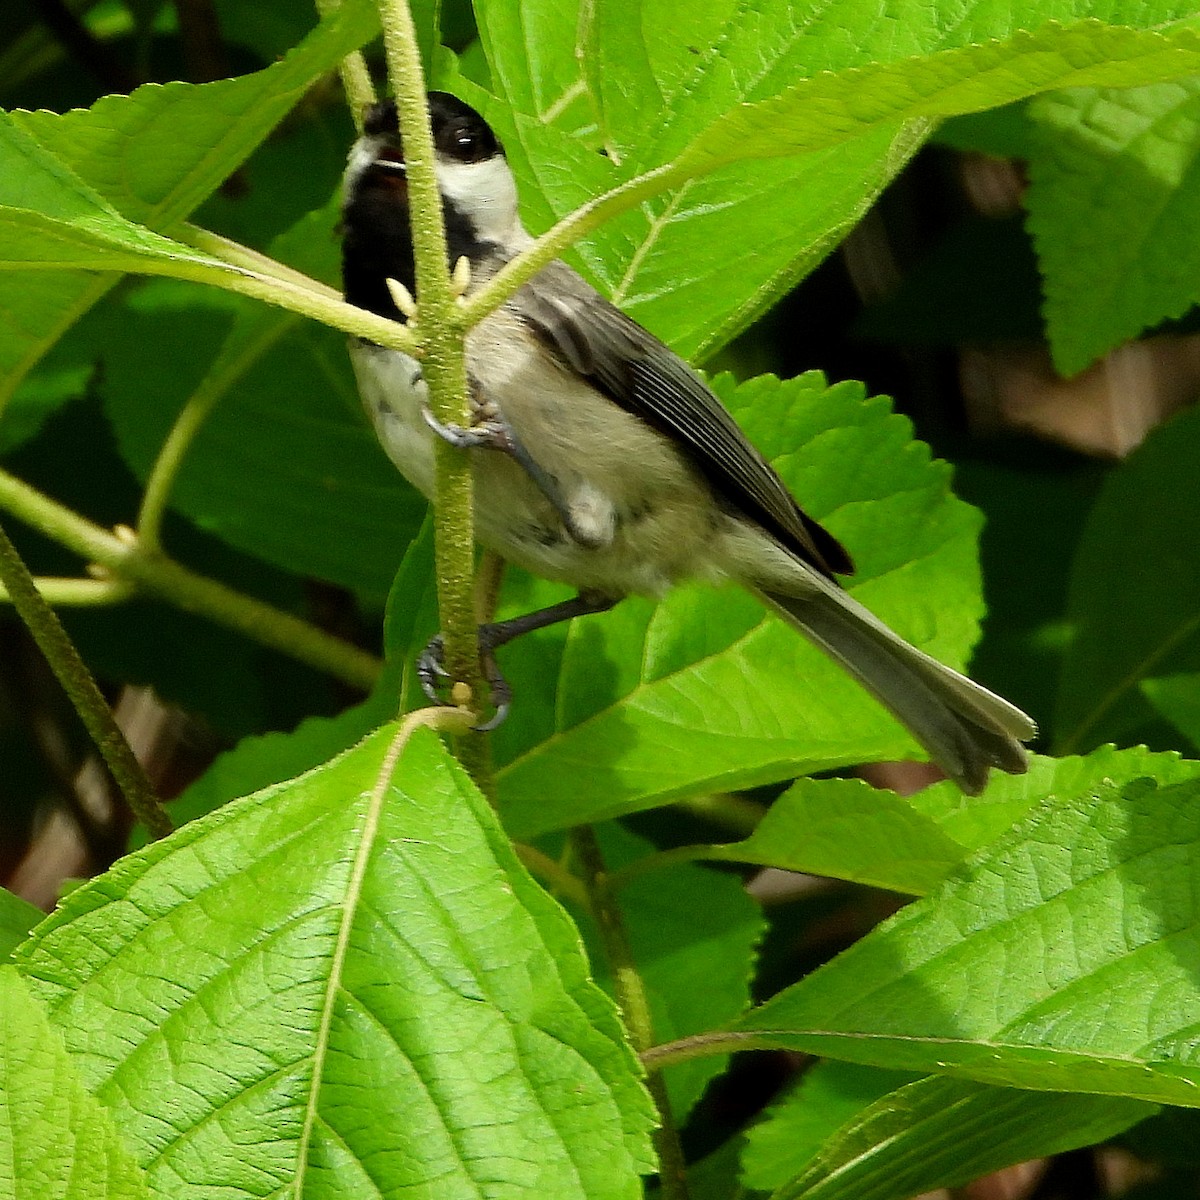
[417,630,512,731]
[421,403,512,452]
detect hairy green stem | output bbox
[0,467,380,691]
[642,1030,772,1075]
[152,235,420,358]
[457,160,686,329]
[513,842,589,909]
[312,0,376,128]
[0,518,172,839]
[0,577,134,606]
[177,226,346,299]
[377,1,488,742]
[573,826,690,1200]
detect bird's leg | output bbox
[418,590,620,730]
[422,380,597,545]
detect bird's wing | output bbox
[512,261,853,578]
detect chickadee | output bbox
[341,91,1035,793]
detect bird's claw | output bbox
[421,404,510,452]
[417,632,512,731]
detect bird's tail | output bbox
[754,581,1035,794]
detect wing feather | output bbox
[513,262,853,578]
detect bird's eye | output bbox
[432,108,500,163]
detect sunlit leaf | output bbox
[0,967,150,1200]
[19,727,656,1196]
[732,773,1200,1107]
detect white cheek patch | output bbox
[435,157,521,243]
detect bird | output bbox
[340,90,1036,793]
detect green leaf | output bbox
[493,373,985,838]
[0,888,41,963]
[909,745,1200,856]
[465,11,1200,360]
[1055,408,1200,753]
[710,777,966,897]
[0,967,151,1200]
[608,132,927,362]
[583,0,738,161]
[670,24,1200,176]
[703,748,1200,900]
[572,824,764,1119]
[628,2,1200,166]
[742,1061,919,1192]
[1143,674,1200,751]
[18,725,655,1195]
[0,0,379,404]
[474,0,595,135]
[759,1072,1152,1200]
[0,116,216,269]
[9,0,377,230]
[731,772,1200,1107]
[474,52,925,361]
[1028,80,1200,375]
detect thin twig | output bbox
[0,519,171,840]
[0,466,381,691]
[314,0,377,127]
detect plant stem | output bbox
[153,235,421,359]
[513,842,589,909]
[0,466,381,691]
[457,160,687,328]
[572,826,691,1200]
[642,1030,771,1075]
[0,518,171,840]
[0,577,133,606]
[312,0,376,129]
[606,843,726,891]
[376,1,485,725]
[178,225,346,299]
[674,790,767,837]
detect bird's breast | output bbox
[351,333,732,597]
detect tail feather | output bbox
[755,583,1036,794]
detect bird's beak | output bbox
[373,157,407,174]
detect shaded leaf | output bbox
[100,269,423,594]
[157,520,437,836]
[0,888,40,963]
[1028,80,1200,374]
[760,1072,1152,1199]
[1055,408,1200,753]
[1143,674,1200,752]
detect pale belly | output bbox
[349,339,734,597]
